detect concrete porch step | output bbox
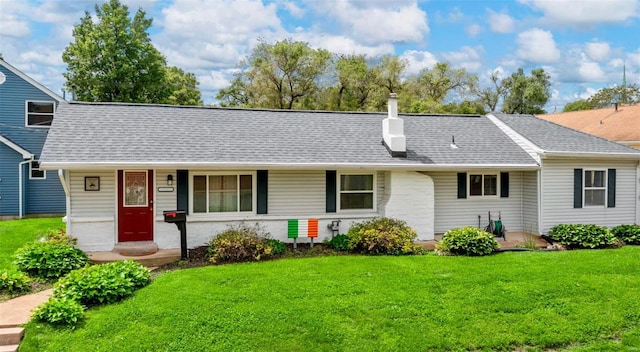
[0,345,19,352]
[89,248,182,267]
[112,241,159,256]
[0,328,24,346]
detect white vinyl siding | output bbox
[540,159,637,233]
[522,171,538,234]
[155,170,177,217]
[268,171,326,216]
[428,171,524,234]
[69,171,116,218]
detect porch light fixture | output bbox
[167,174,174,186]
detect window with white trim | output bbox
[469,174,497,196]
[26,101,55,127]
[193,174,253,213]
[30,160,46,179]
[339,173,374,210]
[584,170,606,206]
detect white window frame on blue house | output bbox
[29,160,46,180]
[25,100,55,128]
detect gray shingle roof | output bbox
[41,102,540,169]
[493,113,640,155]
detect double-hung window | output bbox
[584,170,606,206]
[469,174,497,196]
[26,101,55,127]
[339,173,374,210]
[30,160,45,179]
[193,174,253,213]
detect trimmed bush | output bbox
[346,217,424,255]
[207,223,277,263]
[265,239,287,256]
[611,224,640,245]
[33,296,84,326]
[0,270,32,293]
[548,224,617,249]
[42,228,77,246]
[13,241,88,280]
[436,226,499,256]
[325,234,350,251]
[53,260,151,306]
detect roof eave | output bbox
[40,161,541,171]
[541,151,640,160]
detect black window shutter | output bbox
[326,170,337,212]
[500,172,509,198]
[176,170,189,214]
[457,172,467,199]
[607,169,616,208]
[574,168,583,208]
[256,170,268,214]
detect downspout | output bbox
[18,158,33,219]
[58,169,71,234]
[537,168,543,235]
[636,161,640,224]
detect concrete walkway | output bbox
[0,289,52,328]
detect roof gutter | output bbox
[40,161,541,172]
[540,151,640,160]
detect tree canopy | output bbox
[500,68,551,114]
[62,0,201,105]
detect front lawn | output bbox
[0,217,65,269]
[22,247,640,351]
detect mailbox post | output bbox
[163,210,188,260]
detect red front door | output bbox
[118,170,154,242]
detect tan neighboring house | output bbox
[538,105,640,149]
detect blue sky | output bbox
[1,0,639,111]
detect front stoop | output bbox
[0,328,24,350]
[89,248,181,267]
[112,241,159,256]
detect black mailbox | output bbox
[163,210,186,223]
[163,210,188,259]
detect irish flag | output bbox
[287,219,319,238]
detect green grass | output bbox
[0,217,65,269]
[21,247,640,351]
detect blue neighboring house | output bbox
[0,59,66,218]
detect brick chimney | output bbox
[382,93,406,157]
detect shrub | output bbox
[42,228,77,246]
[611,224,640,245]
[33,296,84,326]
[346,217,424,255]
[207,223,276,263]
[53,260,151,306]
[0,270,31,293]
[325,234,350,251]
[548,224,617,249]
[13,241,88,280]
[265,239,287,256]
[436,226,499,256]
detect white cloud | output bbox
[487,10,515,33]
[280,1,305,18]
[576,87,598,100]
[516,28,560,63]
[577,57,606,82]
[519,0,639,27]
[199,70,233,91]
[585,42,611,62]
[441,46,484,72]
[400,50,438,76]
[311,0,429,45]
[305,34,394,57]
[0,1,31,37]
[466,24,481,37]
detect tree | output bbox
[333,54,377,111]
[587,84,640,108]
[562,99,593,112]
[63,0,201,105]
[241,39,331,109]
[501,68,551,114]
[476,70,504,112]
[162,66,202,106]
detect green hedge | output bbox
[548,224,617,249]
[346,217,424,255]
[611,224,640,245]
[437,227,499,256]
